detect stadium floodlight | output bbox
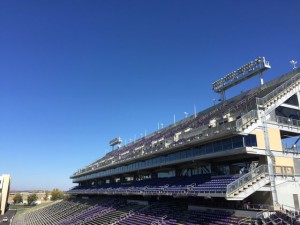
[212,57,271,101]
[290,60,297,70]
[109,137,122,147]
[109,137,122,151]
[184,112,188,118]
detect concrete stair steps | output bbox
[230,174,267,197]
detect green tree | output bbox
[27,194,38,205]
[50,189,64,201]
[13,193,23,204]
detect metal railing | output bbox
[283,146,300,154]
[226,165,269,196]
[275,115,300,128]
[201,120,236,137]
[256,72,300,106]
[236,109,258,131]
[280,204,300,218]
[238,217,253,225]
[256,209,270,219]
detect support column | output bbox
[259,72,264,85]
[296,91,300,110]
[260,110,278,209]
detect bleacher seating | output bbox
[12,197,140,225]
[12,198,94,225]
[13,192,300,225]
[258,210,300,225]
[188,176,239,195]
[116,201,242,225]
[13,196,256,225]
[67,174,240,197]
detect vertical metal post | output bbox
[260,110,278,208]
[220,91,226,102]
[260,72,264,85]
[296,91,300,111]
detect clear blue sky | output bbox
[0,0,299,191]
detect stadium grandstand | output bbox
[0,174,11,215]
[13,59,300,224]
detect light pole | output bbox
[212,98,217,106]
[290,60,297,70]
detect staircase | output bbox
[236,109,259,134]
[226,165,270,201]
[236,72,300,135]
[256,72,300,115]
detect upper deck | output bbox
[71,69,300,181]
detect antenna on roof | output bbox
[290,60,297,70]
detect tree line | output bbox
[13,189,66,205]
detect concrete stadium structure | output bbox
[70,68,300,210]
[12,65,300,225]
[0,174,11,215]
